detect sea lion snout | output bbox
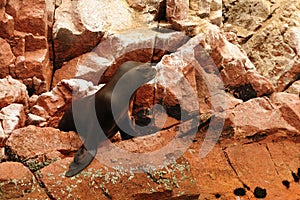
[136,65,157,81]
[145,67,157,80]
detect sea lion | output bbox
[58,61,156,177]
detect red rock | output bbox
[53,0,104,67]
[53,52,112,87]
[225,142,300,199]
[26,50,52,93]
[96,29,188,83]
[189,0,211,18]
[266,141,300,196]
[227,70,275,100]
[191,27,275,101]
[172,16,210,37]
[154,54,200,117]
[0,147,4,159]
[28,94,38,108]
[11,49,52,94]
[285,80,300,95]
[38,156,199,200]
[12,51,52,94]
[13,0,47,36]
[0,0,7,8]
[25,34,48,51]
[0,103,25,135]
[277,57,300,92]
[26,113,47,127]
[6,125,82,160]
[0,122,5,147]
[53,29,187,86]
[185,145,243,199]
[0,37,15,78]
[32,79,101,127]
[29,105,49,119]
[3,0,52,94]
[0,76,29,109]
[10,31,25,57]
[270,92,300,131]
[0,8,14,39]
[222,96,300,141]
[166,0,189,21]
[36,91,66,117]
[0,162,49,199]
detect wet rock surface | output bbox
[0,0,300,199]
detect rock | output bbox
[154,54,200,117]
[0,122,5,147]
[270,92,300,131]
[31,79,101,127]
[184,145,243,199]
[225,142,300,199]
[53,0,103,67]
[10,0,47,36]
[0,38,15,78]
[241,2,300,91]
[13,49,53,94]
[266,141,300,195]
[36,91,66,117]
[9,32,25,57]
[227,70,275,101]
[189,0,222,26]
[0,8,14,39]
[5,125,82,170]
[0,0,7,8]
[222,94,300,141]
[190,26,275,101]
[166,0,189,21]
[29,105,49,119]
[26,113,47,126]
[52,52,112,87]
[126,0,165,22]
[37,157,199,200]
[223,0,271,33]
[28,94,39,108]
[0,162,49,199]
[189,0,212,18]
[3,0,52,94]
[0,76,29,109]
[0,103,25,135]
[285,80,300,95]
[25,34,48,52]
[52,0,189,68]
[95,28,188,83]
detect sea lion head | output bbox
[112,61,156,85]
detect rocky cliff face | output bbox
[0,0,300,199]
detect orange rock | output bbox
[0,38,15,78]
[0,76,28,109]
[0,162,49,199]
[6,125,82,160]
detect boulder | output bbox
[221,93,300,141]
[0,162,49,199]
[239,1,300,91]
[0,38,15,78]
[0,76,28,109]
[0,103,25,135]
[6,125,82,170]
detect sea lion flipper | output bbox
[65,146,97,177]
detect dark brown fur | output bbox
[59,61,156,177]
